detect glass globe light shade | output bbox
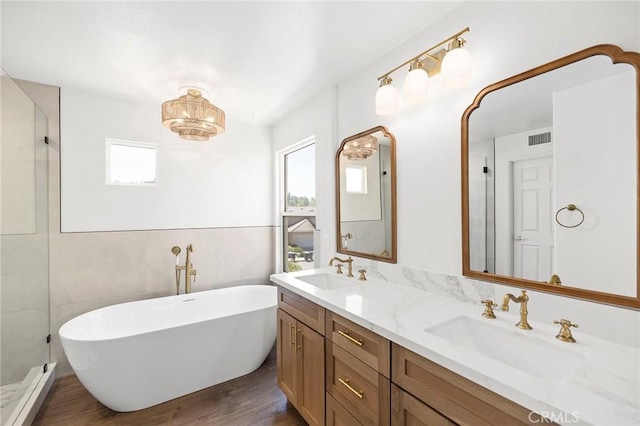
[403,64,429,106]
[375,79,399,115]
[441,47,472,89]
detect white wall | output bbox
[61,88,273,232]
[274,1,640,345]
[554,70,636,296]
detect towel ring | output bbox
[555,204,584,228]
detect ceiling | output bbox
[1,1,463,126]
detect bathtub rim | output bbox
[59,284,277,343]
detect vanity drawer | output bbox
[277,286,325,335]
[326,341,390,425]
[326,311,390,378]
[326,392,363,426]
[392,343,553,426]
[391,384,455,426]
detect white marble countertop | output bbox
[270,268,639,426]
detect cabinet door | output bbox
[327,392,363,426]
[277,308,297,402]
[297,321,325,426]
[391,384,455,426]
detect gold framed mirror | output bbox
[462,44,640,309]
[336,126,397,263]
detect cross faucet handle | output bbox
[358,269,367,281]
[553,319,579,343]
[335,264,343,274]
[481,300,497,319]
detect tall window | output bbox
[279,139,316,272]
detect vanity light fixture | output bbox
[161,89,225,141]
[375,27,471,115]
[342,134,379,160]
[375,76,399,115]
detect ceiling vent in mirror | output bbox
[528,131,552,146]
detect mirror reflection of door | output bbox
[512,156,554,281]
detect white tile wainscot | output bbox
[270,268,640,426]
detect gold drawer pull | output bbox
[290,323,296,345]
[338,378,364,399]
[338,330,363,346]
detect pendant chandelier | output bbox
[161,89,225,141]
[342,134,378,160]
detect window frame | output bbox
[275,136,316,273]
[345,165,368,194]
[105,138,158,186]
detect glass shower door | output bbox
[0,70,50,424]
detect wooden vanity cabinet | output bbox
[326,311,391,425]
[276,287,552,426]
[391,384,455,426]
[326,311,390,377]
[326,392,363,426]
[277,288,325,426]
[392,343,553,426]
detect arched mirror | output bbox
[336,126,397,263]
[462,44,640,308]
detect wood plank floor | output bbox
[33,346,306,425]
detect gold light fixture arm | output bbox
[376,27,470,82]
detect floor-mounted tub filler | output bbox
[59,285,277,412]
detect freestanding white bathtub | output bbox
[59,285,276,412]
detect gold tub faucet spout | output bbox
[329,256,354,277]
[184,244,197,294]
[501,290,532,330]
[173,244,197,294]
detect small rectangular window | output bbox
[345,165,367,194]
[106,139,157,186]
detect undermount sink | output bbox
[426,316,587,382]
[295,273,355,291]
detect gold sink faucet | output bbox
[501,290,532,330]
[172,244,197,294]
[329,256,353,277]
